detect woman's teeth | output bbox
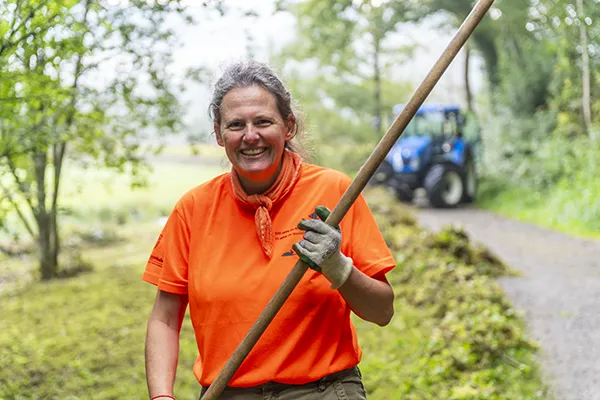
[241,148,266,156]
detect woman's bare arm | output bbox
[338,269,394,327]
[145,290,188,398]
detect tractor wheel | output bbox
[461,156,477,203]
[424,164,464,208]
[368,159,394,187]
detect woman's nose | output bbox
[243,125,260,142]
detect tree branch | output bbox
[33,150,47,223]
[6,157,36,216]
[51,141,66,215]
[576,0,592,137]
[0,182,36,240]
[0,1,52,57]
[0,0,23,56]
[51,0,90,215]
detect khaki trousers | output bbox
[199,366,368,400]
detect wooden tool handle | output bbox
[201,1,495,398]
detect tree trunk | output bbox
[50,142,66,279]
[576,0,592,138]
[373,35,382,136]
[38,213,58,280]
[464,44,473,112]
[33,149,59,280]
[50,206,59,274]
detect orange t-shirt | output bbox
[142,163,396,387]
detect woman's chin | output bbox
[237,162,277,180]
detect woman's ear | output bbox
[285,114,296,141]
[214,122,224,147]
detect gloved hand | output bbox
[292,206,353,289]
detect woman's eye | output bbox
[257,120,272,127]
[227,122,244,130]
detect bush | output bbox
[478,117,600,237]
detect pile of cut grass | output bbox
[356,187,550,399]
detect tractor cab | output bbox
[371,104,481,208]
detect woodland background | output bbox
[0,0,598,398]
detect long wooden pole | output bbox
[202,1,495,398]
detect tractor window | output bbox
[443,112,459,137]
[404,112,444,137]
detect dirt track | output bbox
[415,203,600,400]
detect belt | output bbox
[201,365,360,394]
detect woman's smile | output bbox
[240,147,269,157]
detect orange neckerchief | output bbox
[230,150,303,258]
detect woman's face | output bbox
[215,85,294,188]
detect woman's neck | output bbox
[237,161,282,195]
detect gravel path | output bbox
[414,204,600,400]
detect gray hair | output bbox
[209,60,310,160]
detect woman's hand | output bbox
[293,206,353,289]
[293,206,394,326]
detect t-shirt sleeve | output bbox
[142,202,190,295]
[341,190,396,279]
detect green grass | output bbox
[1,144,227,237]
[0,156,228,287]
[476,176,600,240]
[59,159,227,223]
[0,264,201,400]
[0,161,550,400]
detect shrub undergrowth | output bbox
[477,110,600,238]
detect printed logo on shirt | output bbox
[274,227,303,241]
[153,234,163,250]
[149,234,165,266]
[149,255,164,267]
[280,211,319,257]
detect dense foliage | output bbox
[275,0,599,236]
[474,0,600,235]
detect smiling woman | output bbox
[141,60,396,400]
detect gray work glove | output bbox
[293,206,353,289]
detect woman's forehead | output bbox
[221,86,279,118]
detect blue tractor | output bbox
[371,104,481,208]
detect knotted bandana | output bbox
[230,150,303,258]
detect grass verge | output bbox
[476,176,600,240]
